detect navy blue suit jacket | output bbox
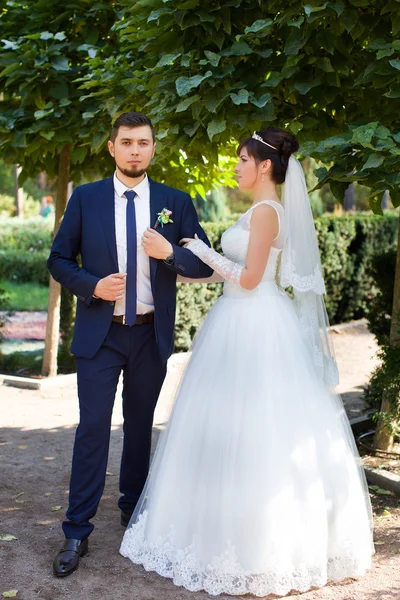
[47,176,213,363]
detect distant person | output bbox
[40,195,54,218]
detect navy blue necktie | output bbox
[124,190,137,326]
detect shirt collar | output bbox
[113,172,149,200]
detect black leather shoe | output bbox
[53,538,89,578]
[120,511,132,527]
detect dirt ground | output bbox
[1,322,400,600]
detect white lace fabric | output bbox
[185,238,243,286]
[121,511,371,597]
[186,200,284,288]
[120,193,373,597]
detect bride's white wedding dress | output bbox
[120,200,374,597]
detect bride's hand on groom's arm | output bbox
[179,233,199,248]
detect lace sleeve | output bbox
[185,239,243,286]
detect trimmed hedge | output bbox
[0,214,398,351]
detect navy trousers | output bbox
[62,320,167,540]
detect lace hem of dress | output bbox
[120,512,371,598]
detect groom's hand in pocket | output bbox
[93,273,126,301]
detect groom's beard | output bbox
[117,165,147,179]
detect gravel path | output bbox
[1,322,399,600]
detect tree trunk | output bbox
[373,212,400,451]
[14,165,24,217]
[343,183,355,212]
[41,145,71,377]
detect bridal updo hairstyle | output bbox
[238,127,299,184]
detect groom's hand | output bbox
[142,227,173,259]
[93,273,126,301]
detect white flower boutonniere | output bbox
[154,208,174,229]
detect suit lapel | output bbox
[98,177,118,271]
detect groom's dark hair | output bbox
[110,111,155,143]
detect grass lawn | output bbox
[1,280,48,311]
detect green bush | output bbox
[174,214,398,351]
[0,216,53,250]
[0,248,50,285]
[365,250,400,438]
[0,214,397,352]
[317,214,398,324]
[0,193,41,218]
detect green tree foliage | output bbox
[0,0,118,183]
[81,0,400,210]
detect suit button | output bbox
[109,302,115,306]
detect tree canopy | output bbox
[0,0,118,183]
[1,0,400,212]
[81,0,400,211]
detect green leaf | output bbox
[389,189,400,208]
[195,183,206,198]
[304,4,327,16]
[40,131,55,141]
[155,53,181,68]
[184,121,201,137]
[175,71,212,96]
[54,32,66,41]
[361,153,384,170]
[34,109,53,119]
[263,71,282,87]
[175,95,200,112]
[148,8,172,22]
[342,9,358,31]
[52,57,70,72]
[383,87,400,98]
[330,180,348,203]
[71,147,88,164]
[204,90,230,113]
[0,63,20,77]
[284,29,305,55]
[207,119,226,140]
[11,132,26,148]
[369,191,384,215]
[352,122,379,146]
[204,50,220,67]
[2,591,18,598]
[49,81,69,100]
[389,59,400,70]
[40,31,53,40]
[319,57,335,72]
[230,89,249,105]
[250,93,271,108]
[377,48,394,60]
[244,19,273,34]
[224,41,252,56]
[0,535,18,541]
[1,39,19,50]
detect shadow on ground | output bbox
[0,423,399,600]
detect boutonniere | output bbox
[154,208,174,229]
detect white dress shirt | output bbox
[113,172,154,316]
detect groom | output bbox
[48,111,212,577]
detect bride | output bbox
[120,127,374,597]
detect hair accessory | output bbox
[252,132,278,151]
